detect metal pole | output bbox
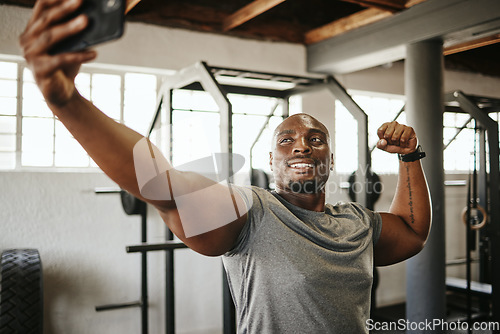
[326,76,370,208]
[141,207,149,334]
[405,39,446,334]
[166,90,175,334]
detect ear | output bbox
[269,152,273,171]
[330,153,334,171]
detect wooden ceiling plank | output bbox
[305,8,392,45]
[405,0,428,8]
[305,0,427,45]
[125,0,142,14]
[340,0,406,12]
[444,34,500,55]
[222,0,286,32]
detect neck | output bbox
[274,186,326,212]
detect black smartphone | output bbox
[49,0,125,55]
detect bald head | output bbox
[272,113,330,151]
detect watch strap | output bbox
[398,145,426,162]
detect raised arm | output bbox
[20,0,247,256]
[373,121,431,266]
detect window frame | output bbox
[0,57,166,172]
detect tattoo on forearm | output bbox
[406,165,415,224]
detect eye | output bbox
[311,137,324,143]
[279,138,293,144]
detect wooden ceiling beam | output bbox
[404,0,428,8]
[340,0,406,12]
[305,8,392,45]
[305,0,427,45]
[444,34,500,56]
[125,0,142,14]
[222,0,286,32]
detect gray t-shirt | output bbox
[222,186,382,334]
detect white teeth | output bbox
[290,163,314,168]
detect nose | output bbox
[293,137,311,154]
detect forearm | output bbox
[389,159,431,241]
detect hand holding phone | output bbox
[49,0,125,54]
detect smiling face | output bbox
[270,114,333,194]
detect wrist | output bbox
[398,145,426,162]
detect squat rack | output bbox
[443,91,500,325]
[140,61,374,334]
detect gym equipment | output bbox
[94,187,151,334]
[146,61,374,333]
[0,249,43,334]
[347,168,382,210]
[443,91,500,326]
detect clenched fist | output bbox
[376,121,418,155]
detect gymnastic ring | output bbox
[461,204,488,230]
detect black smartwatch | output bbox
[398,145,426,162]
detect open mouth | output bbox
[288,162,314,169]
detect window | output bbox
[169,89,287,185]
[335,92,406,174]
[0,61,18,169]
[0,59,160,170]
[335,91,500,174]
[443,112,479,172]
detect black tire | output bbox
[0,249,43,334]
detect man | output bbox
[20,0,431,332]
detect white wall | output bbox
[2,3,500,332]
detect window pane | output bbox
[92,88,121,120]
[22,149,53,166]
[124,88,156,134]
[22,117,54,166]
[233,113,267,173]
[251,115,282,171]
[172,111,220,167]
[23,68,35,82]
[172,90,193,110]
[0,62,17,79]
[54,121,89,167]
[229,94,278,115]
[125,73,156,92]
[76,72,91,100]
[0,79,17,98]
[172,90,219,112]
[0,152,15,169]
[92,74,121,90]
[23,82,44,101]
[0,115,16,133]
[22,117,54,135]
[444,127,475,171]
[0,97,17,115]
[335,101,358,173]
[23,98,52,117]
[0,134,16,151]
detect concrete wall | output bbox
[1,3,500,333]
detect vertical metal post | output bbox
[281,98,290,118]
[326,76,370,207]
[141,207,149,334]
[405,40,446,333]
[478,129,491,314]
[165,89,175,334]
